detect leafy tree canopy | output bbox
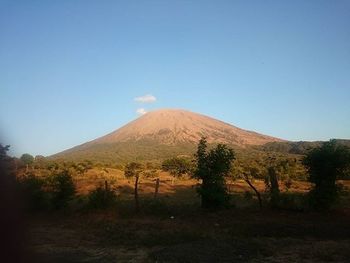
[193,137,235,209]
[161,157,192,177]
[20,153,34,165]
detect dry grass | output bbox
[74,168,313,197]
[23,168,350,262]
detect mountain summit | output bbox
[54,109,284,162]
[92,109,282,146]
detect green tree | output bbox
[124,162,144,211]
[73,160,93,176]
[20,153,34,172]
[303,140,350,210]
[193,138,235,209]
[162,157,192,183]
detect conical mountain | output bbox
[54,109,284,163]
[91,109,282,145]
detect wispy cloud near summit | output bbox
[134,94,156,103]
[136,108,147,115]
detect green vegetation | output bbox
[47,170,76,209]
[11,138,350,212]
[17,173,49,211]
[193,137,235,209]
[303,140,350,210]
[20,153,34,172]
[15,170,76,211]
[161,157,192,181]
[256,139,350,155]
[52,140,196,164]
[20,153,34,165]
[87,181,118,209]
[4,138,350,262]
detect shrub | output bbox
[88,182,117,209]
[48,170,76,209]
[17,173,49,212]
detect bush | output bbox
[88,182,117,209]
[17,173,49,212]
[48,170,76,209]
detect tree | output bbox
[266,167,280,207]
[162,157,192,183]
[0,144,10,161]
[193,138,235,209]
[124,162,144,211]
[303,140,350,210]
[231,160,263,209]
[20,153,34,172]
[73,160,93,176]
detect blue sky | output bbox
[1,0,349,156]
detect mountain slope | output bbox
[53,109,284,162]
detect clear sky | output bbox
[1,0,349,157]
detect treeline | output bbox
[1,138,350,213]
[121,138,350,211]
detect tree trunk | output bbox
[243,175,263,210]
[134,175,139,211]
[154,178,160,198]
[268,167,280,207]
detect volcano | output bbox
[53,109,284,162]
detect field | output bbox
[24,169,350,262]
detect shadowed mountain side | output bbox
[255,139,350,155]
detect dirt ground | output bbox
[27,208,350,262]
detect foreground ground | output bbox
[24,172,350,262]
[27,208,350,262]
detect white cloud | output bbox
[134,94,157,103]
[136,108,147,115]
